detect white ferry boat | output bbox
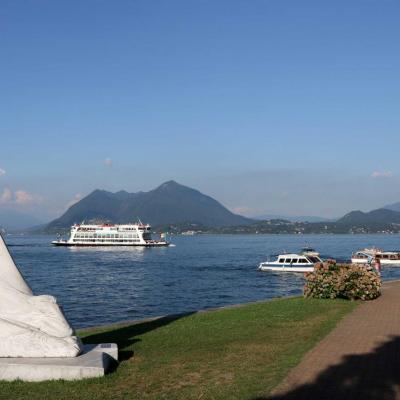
[351,248,400,265]
[52,222,170,247]
[258,253,323,273]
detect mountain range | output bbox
[45,180,253,231]
[210,207,400,235]
[5,180,400,234]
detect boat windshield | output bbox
[307,256,320,263]
[302,247,315,252]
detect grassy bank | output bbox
[0,298,357,400]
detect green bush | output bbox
[304,260,381,301]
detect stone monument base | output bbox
[0,343,118,382]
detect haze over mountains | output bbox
[0,210,43,231]
[384,201,400,213]
[45,181,253,231]
[255,214,333,223]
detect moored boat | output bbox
[258,253,323,273]
[52,222,170,247]
[351,248,400,265]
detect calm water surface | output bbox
[6,234,400,328]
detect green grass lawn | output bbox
[0,297,357,400]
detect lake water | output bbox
[6,234,400,328]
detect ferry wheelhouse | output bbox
[52,222,169,247]
[351,248,400,265]
[258,253,323,273]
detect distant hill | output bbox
[384,201,400,213]
[209,208,400,234]
[0,209,43,231]
[336,208,400,225]
[45,181,254,231]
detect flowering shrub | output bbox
[304,260,381,301]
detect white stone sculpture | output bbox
[0,233,83,358]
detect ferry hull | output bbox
[52,241,170,247]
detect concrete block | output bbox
[0,343,118,382]
[83,343,118,361]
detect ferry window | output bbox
[292,259,298,263]
[278,258,284,263]
[284,258,291,263]
[383,255,388,259]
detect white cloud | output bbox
[104,158,113,167]
[371,171,393,179]
[66,193,83,209]
[15,190,41,205]
[0,188,42,206]
[230,206,254,216]
[0,168,5,177]
[0,187,12,203]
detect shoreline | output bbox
[80,278,400,332]
[79,295,299,332]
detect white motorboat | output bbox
[258,253,323,273]
[351,248,400,265]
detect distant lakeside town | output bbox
[162,219,400,235]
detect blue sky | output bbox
[1,0,399,220]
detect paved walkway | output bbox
[264,280,400,400]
